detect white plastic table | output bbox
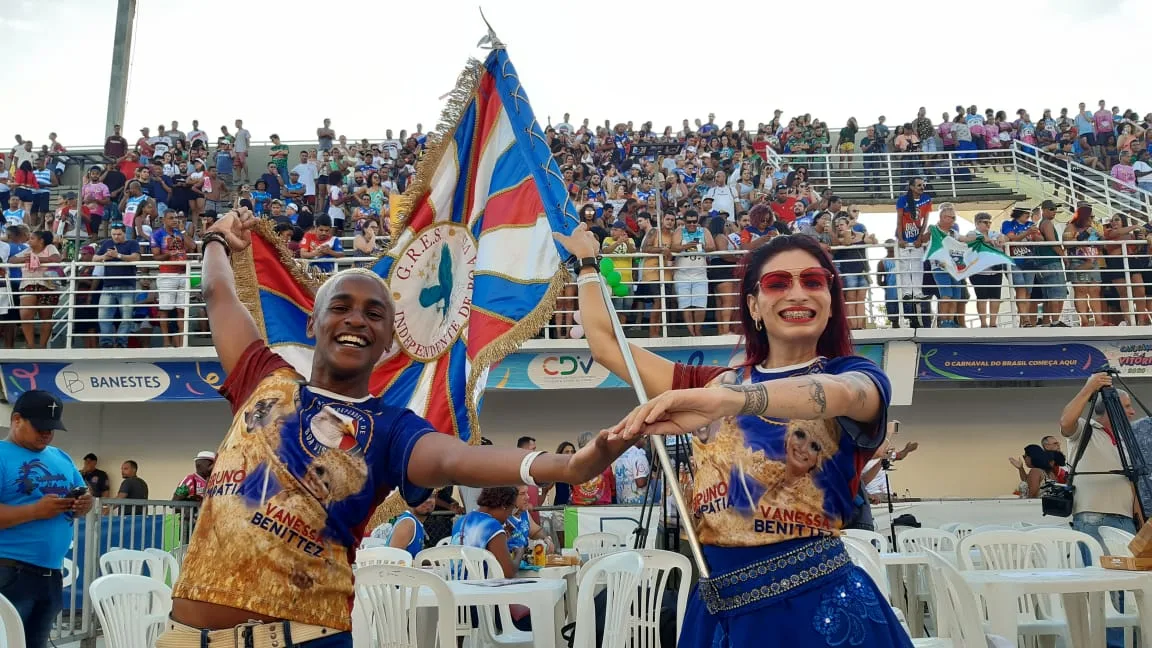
[961,568,1152,647]
[416,578,567,646]
[519,565,579,622]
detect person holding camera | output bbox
[0,390,92,648]
[1058,372,1138,545]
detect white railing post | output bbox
[947,152,957,197]
[63,263,77,349]
[659,253,669,338]
[1121,242,1137,325]
[1011,146,1020,192]
[885,153,895,199]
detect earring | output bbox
[754,318,763,331]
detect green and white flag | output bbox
[925,226,1014,280]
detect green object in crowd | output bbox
[604,270,621,286]
[190,274,201,289]
[612,283,629,298]
[599,257,615,274]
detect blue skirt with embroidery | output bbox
[679,537,913,648]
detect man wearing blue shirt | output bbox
[0,390,92,648]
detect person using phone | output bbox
[0,390,92,648]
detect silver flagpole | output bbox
[594,278,710,578]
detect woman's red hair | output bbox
[738,235,854,367]
[1072,204,1094,229]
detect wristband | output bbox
[201,232,231,258]
[576,273,601,287]
[520,450,545,486]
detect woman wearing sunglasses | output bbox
[552,226,906,648]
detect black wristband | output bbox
[576,256,600,273]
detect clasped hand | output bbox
[605,388,739,440]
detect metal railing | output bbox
[768,148,1021,201]
[1008,141,1152,221]
[4,238,1152,354]
[52,499,201,644]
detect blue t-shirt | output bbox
[506,510,530,550]
[260,173,282,199]
[251,191,271,216]
[3,208,25,226]
[309,237,344,274]
[215,151,234,175]
[173,344,435,629]
[284,182,305,200]
[452,510,505,550]
[7,242,27,284]
[0,441,85,569]
[684,356,890,547]
[96,239,142,287]
[1001,219,1036,259]
[385,510,427,556]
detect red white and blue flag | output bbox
[237,48,579,443]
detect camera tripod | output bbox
[1074,366,1152,523]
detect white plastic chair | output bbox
[573,532,625,560]
[170,544,190,567]
[143,548,180,586]
[88,574,172,648]
[958,530,1070,646]
[632,549,691,647]
[841,528,891,553]
[436,536,453,547]
[359,536,390,549]
[356,546,413,568]
[0,591,25,648]
[413,545,491,644]
[353,564,457,648]
[1098,526,1136,557]
[1026,527,1139,645]
[842,536,891,600]
[571,551,644,648]
[898,528,959,554]
[99,549,164,582]
[924,549,1001,648]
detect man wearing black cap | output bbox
[0,390,92,648]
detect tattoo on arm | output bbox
[724,383,769,416]
[808,378,827,415]
[842,373,871,408]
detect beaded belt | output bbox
[697,536,852,615]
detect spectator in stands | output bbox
[1000,207,1043,326]
[104,124,127,161]
[0,390,90,648]
[0,225,29,348]
[707,215,741,335]
[961,213,1007,328]
[894,177,930,300]
[151,210,195,347]
[1064,205,1106,326]
[4,194,25,226]
[672,210,714,336]
[12,231,61,349]
[81,452,110,497]
[831,213,870,330]
[116,460,148,499]
[1031,200,1069,327]
[11,161,37,223]
[233,119,251,183]
[95,223,141,348]
[300,214,345,273]
[1102,213,1149,324]
[1134,150,1152,192]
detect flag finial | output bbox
[477,7,505,50]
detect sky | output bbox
[2,0,1151,148]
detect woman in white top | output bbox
[12,230,61,348]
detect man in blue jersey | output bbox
[0,390,92,648]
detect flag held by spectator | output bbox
[925,226,1014,280]
[234,47,579,447]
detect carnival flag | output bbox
[925,226,1014,280]
[234,47,579,445]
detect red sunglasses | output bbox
[758,267,834,294]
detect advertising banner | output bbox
[917,341,1152,381]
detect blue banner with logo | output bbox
[489,344,886,390]
[0,344,888,401]
[916,342,1152,381]
[1,361,227,403]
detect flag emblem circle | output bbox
[390,222,478,361]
